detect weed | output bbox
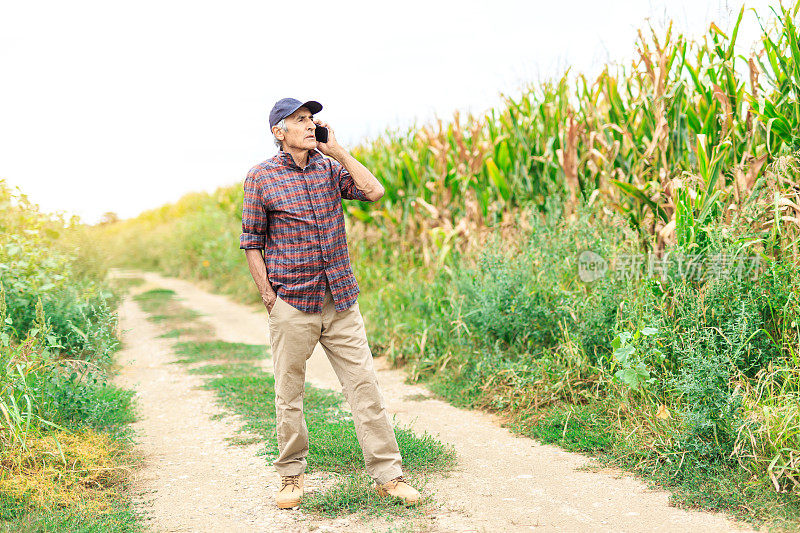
[0,181,140,531]
[0,431,140,529]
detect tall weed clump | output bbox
[603,147,800,471]
[455,198,631,362]
[0,190,119,365]
[608,248,800,522]
[358,199,630,412]
[734,365,800,493]
[0,180,134,439]
[664,261,795,455]
[0,180,137,526]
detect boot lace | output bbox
[281,475,300,489]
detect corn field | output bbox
[338,3,800,263]
[99,3,800,270]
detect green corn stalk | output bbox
[754,3,800,154]
[674,134,732,251]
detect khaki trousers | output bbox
[268,286,403,485]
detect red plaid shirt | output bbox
[239,149,372,313]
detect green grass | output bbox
[108,277,145,294]
[0,496,143,533]
[148,309,201,323]
[158,327,204,339]
[132,289,201,325]
[132,286,456,519]
[173,340,267,364]
[302,472,431,518]
[508,403,619,454]
[131,288,176,313]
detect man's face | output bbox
[274,106,317,151]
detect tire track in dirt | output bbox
[127,270,757,533]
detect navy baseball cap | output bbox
[269,98,323,129]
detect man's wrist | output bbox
[329,146,349,162]
[260,288,276,300]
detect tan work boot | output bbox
[376,476,421,505]
[275,473,304,509]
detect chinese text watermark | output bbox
[578,250,761,283]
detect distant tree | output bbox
[99,211,119,225]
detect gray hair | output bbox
[273,119,288,149]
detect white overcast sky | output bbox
[0,0,777,224]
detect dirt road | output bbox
[113,270,755,532]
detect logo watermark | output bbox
[578,250,762,283]
[577,250,608,282]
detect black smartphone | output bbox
[315,126,328,143]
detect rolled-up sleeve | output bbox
[331,159,370,202]
[239,171,268,249]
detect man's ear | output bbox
[271,126,284,140]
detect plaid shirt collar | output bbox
[277,149,324,170]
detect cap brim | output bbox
[301,100,323,115]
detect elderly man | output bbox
[239,98,420,509]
